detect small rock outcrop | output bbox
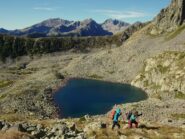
[152,0,185,34]
[120,22,148,42]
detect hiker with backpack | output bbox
[127,110,142,128]
[112,108,122,130]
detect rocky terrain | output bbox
[0,0,185,138]
[132,52,185,98]
[130,52,185,125]
[0,116,185,139]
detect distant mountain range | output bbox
[0,18,130,37]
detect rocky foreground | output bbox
[0,119,85,139]
[0,115,185,139]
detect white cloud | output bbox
[92,9,147,19]
[33,7,56,11]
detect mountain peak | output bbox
[0,18,114,37]
[102,19,129,34]
[103,19,129,26]
[82,18,96,24]
[35,18,73,28]
[152,0,185,33]
[0,28,8,33]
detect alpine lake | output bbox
[54,79,147,118]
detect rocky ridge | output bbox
[0,18,130,37]
[152,0,185,34]
[0,18,113,37]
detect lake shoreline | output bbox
[51,77,148,119]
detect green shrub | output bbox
[165,24,185,41]
[88,74,103,79]
[151,84,161,90]
[0,80,13,88]
[143,80,149,87]
[0,94,7,100]
[157,64,168,73]
[152,93,162,100]
[178,53,185,59]
[54,72,65,79]
[175,91,185,99]
[107,71,114,74]
[171,114,185,120]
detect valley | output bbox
[0,0,185,138]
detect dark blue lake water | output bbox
[54,79,147,118]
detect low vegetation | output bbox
[171,114,185,120]
[0,113,29,122]
[54,71,65,80]
[88,74,103,79]
[151,92,162,100]
[0,80,13,88]
[175,91,185,99]
[106,71,115,74]
[165,24,185,41]
[85,123,185,139]
[157,64,169,74]
[0,130,32,139]
[0,34,122,61]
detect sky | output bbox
[0,0,171,30]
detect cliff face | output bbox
[152,0,185,34]
[131,52,185,100]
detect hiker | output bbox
[112,108,122,130]
[109,104,117,120]
[128,110,142,128]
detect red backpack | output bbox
[110,109,116,120]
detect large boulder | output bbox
[9,123,27,132]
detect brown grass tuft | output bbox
[0,130,32,139]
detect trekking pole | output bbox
[122,104,126,112]
[122,104,126,121]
